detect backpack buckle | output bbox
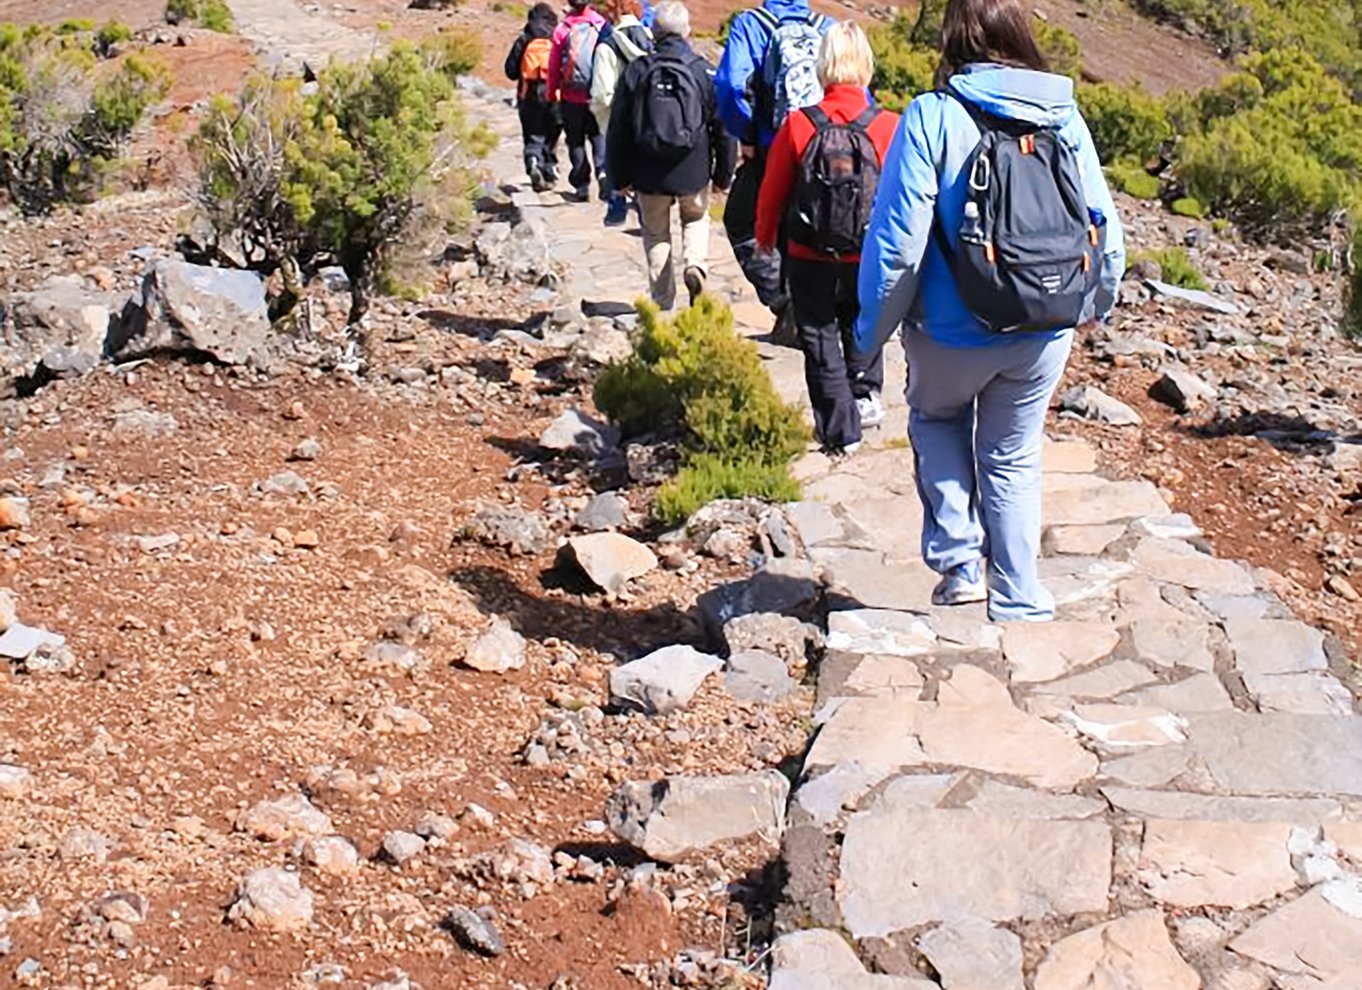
[969,156,990,193]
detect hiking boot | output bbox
[931,560,988,607]
[856,391,885,428]
[541,165,559,187]
[827,440,861,458]
[770,301,798,347]
[604,197,630,227]
[571,185,591,203]
[528,166,546,193]
[683,266,705,306]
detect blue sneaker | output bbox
[931,560,988,606]
[603,197,629,227]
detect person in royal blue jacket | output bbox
[715,0,832,340]
[854,0,1125,623]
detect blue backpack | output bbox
[751,8,830,133]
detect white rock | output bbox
[609,644,722,715]
[235,794,332,841]
[462,617,526,673]
[226,868,314,932]
[606,770,789,863]
[566,532,658,593]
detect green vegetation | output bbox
[1129,0,1359,83]
[1106,159,1161,200]
[420,28,483,78]
[165,0,235,33]
[594,297,808,524]
[1170,196,1204,218]
[0,22,169,214]
[192,40,493,323]
[1137,246,1208,290]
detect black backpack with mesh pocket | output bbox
[936,87,1107,333]
[786,106,883,256]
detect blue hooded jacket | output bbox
[715,0,831,147]
[855,65,1125,351]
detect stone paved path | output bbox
[472,82,1362,990]
[226,0,377,72]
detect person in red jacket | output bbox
[756,21,897,455]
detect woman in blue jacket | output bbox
[855,0,1124,622]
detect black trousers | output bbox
[787,257,886,449]
[560,102,606,193]
[518,100,561,178]
[723,151,785,309]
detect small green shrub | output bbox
[1170,196,1205,218]
[1106,159,1162,199]
[868,13,937,113]
[1137,246,1208,290]
[655,455,802,524]
[165,0,234,33]
[421,29,483,77]
[192,39,493,321]
[97,21,134,49]
[1034,18,1082,79]
[1077,81,1174,164]
[594,297,809,523]
[0,23,170,213]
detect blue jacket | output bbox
[715,0,830,147]
[855,65,1125,351]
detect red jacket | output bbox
[755,85,899,262]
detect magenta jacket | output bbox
[547,7,606,105]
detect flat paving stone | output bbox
[1042,522,1128,556]
[838,654,926,698]
[823,558,938,613]
[1230,886,1362,985]
[1030,659,1158,698]
[839,808,1112,936]
[1186,712,1362,797]
[1101,786,1343,824]
[826,609,937,657]
[768,929,939,990]
[806,697,927,771]
[1243,670,1354,715]
[1034,910,1200,990]
[1099,747,1195,789]
[1002,621,1121,683]
[1131,538,1257,594]
[1225,618,1328,676]
[1118,673,1234,712]
[955,779,1106,819]
[1127,618,1216,672]
[1045,479,1168,526]
[1059,704,1187,749]
[1043,438,1099,473]
[917,917,1025,990]
[1138,819,1298,909]
[795,761,898,827]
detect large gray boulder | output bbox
[1,276,118,394]
[609,644,722,715]
[119,260,269,365]
[606,770,789,862]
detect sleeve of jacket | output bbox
[715,12,763,142]
[755,119,797,250]
[607,64,637,191]
[591,43,621,133]
[504,34,527,81]
[1067,112,1125,319]
[854,97,940,356]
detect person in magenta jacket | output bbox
[548,0,609,201]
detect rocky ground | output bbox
[1,0,1360,989]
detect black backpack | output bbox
[632,52,705,158]
[786,106,883,256]
[936,88,1106,333]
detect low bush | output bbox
[421,28,483,78]
[594,297,808,523]
[165,0,234,33]
[1137,246,1208,290]
[1078,81,1173,165]
[1106,159,1161,200]
[192,39,494,322]
[0,22,169,213]
[1170,196,1204,218]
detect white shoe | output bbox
[931,560,988,606]
[856,392,885,428]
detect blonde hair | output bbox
[817,21,875,88]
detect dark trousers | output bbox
[788,257,886,449]
[723,150,785,309]
[561,102,606,194]
[518,100,561,178]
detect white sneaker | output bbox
[931,560,988,606]
[856,392,885,428]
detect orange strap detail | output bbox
[1088,225,1099,246]
[984,243,997,264]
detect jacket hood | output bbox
[947,65,1075,128]
[761,0,816,17]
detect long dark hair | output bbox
[527,1,557,29]
[935,0,1048,87]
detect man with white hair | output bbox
[607,1,736,310]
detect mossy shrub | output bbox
[594,297,809,523]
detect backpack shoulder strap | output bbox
[750,7,778,32]
[847,106,879,133]
[802,105,830,132]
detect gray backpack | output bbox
[936,88,1106,333]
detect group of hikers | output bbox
[506,0,1126,623]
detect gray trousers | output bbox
[904,328,1073,622]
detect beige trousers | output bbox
[637,188,711,310]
